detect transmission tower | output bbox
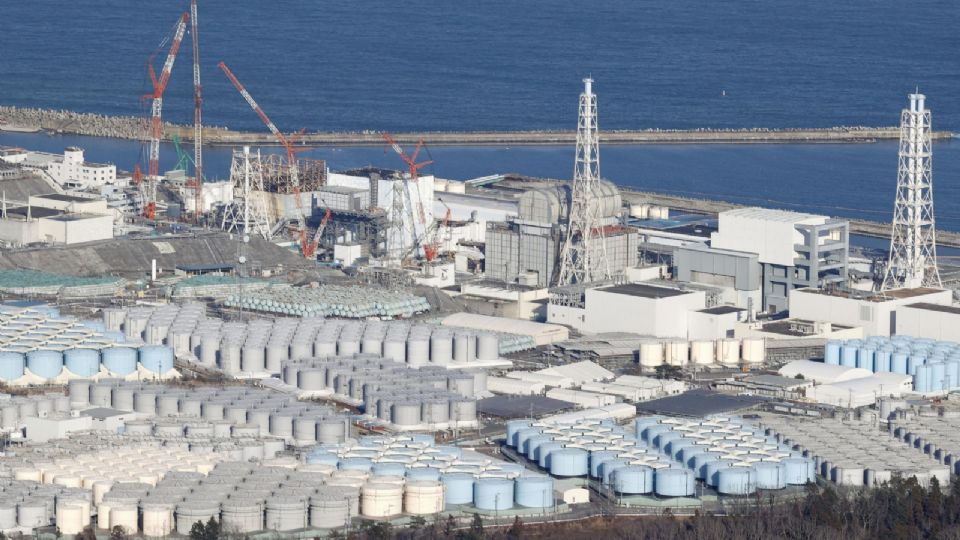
[222,146,272,239]
[556,77,610,285]
[881,93,942,291]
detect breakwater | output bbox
[1,106,953,147]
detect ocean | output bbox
[1,1,958,230]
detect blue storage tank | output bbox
[654,468,695,497]
[406,468,441,481]
[947,360,960,389]
[600,459,629,485]
[496,463,526,477]
[80,320,107,333]
[442,473,475,506]
[840,345,858,367]
[856,348,875,371]
[514,428,542,451]
[338,457,373,471]
[914,365,933,393]
[666,437,696,460]
[678,445,709,467]
[514,476,554,507]
[64,348,100,377]
[101,347,137,376]
[875,350,893,373]
[474,478,514,510]
[824,341,842,365]
[782,458,816,485]
[525,435,552,460]
[305,451,339,467]
[103,331,126,344]
[26,350,63,379]
[931,362,947,391]
[410,434,435,446]
[537,442,565,469]
[589,451,618,478]
[717,467,756,495]
[549,448,588,477]
[433,446,463,459]
[752,462,786,489]
[641,424,671,443]
[506,420,532,447]
[372,463,407,476]
[0,352,25,381]
[634,416,664,434]
[705,459,738,487]
[908,355,927,376]
[692,452,724,479]
[611,466,654,494]
[138,345,174,374]
[892,353,909,374]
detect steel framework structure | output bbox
[881,93,942,291]
[556,78,610,285]
[222,146,272,240]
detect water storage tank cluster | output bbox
[826,336,960,393]
[0,474,90,533]
[307,434,553,512]
[632,415,814,496]
[68,381,351,445]
[281,355,480,430]
[106,304,515,377]
[0,306,175,385]
[757,411,950,488]
[890,408,960,477]
[222,283,431,318]
[505,417,723,496]
[638,337,764,369]
[0,392,70,429]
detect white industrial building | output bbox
[0,147,116,188]
[895,303,960,342]
[789,287,952,337]
[548,282,706,338]
[709,208,849,314]
[0,193,113,246]
[778,360,912,407]
[778,360,873,384]
[440,312,569,346]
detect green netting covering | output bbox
[224,284,430,319]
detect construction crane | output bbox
[142,12,189,220]
[303,209,332,259]
[382,132,432,258]
[423,206,451,262]
[218,61,312,256]
[189,0,203,218]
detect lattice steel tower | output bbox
[882,93,941,291]
[557,78,610,285]
[222,146,272,240]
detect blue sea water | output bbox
[0,1,958,131]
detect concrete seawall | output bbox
[1,106,954,146]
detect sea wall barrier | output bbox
[1,106,953,146]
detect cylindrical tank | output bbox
[654,468,695,497]
[753,462,787,490]
[102,347,137,376]
[549,448,589,477]
[68,379,91,406]
[717,467,757,495]
[404,480,444,514]
[109,504,138,534]
[473,478,513,511]
[220,500,264,533]
[175,502,221,535]
[442,473,475,506]
[241,345,266,373]
[741,338,765,364]
[0,352,25,381]
[142,503,175,537]
[26,350,63,379]
[407,337,430,367]
[824,341,842,365]
[690,340,715,365]
[664,341,689,366]
[453,333,476,363]
[514,476,554,508]
[64,348,101,377]
[612,466,655,494]
[717,339,740,366]
[139,345,174,374]
[430,332,453,365]
[17,500,47,528]
[265,497,307,532]
[361,483,403,517]
[309,492,350,529]
[638,341,664,368]
[782,458,816,485]
[476,332,498,361]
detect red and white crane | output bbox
[189,0,203,218]
[218,61,313,256]
[382,132,432,258]
[141,12,189,220]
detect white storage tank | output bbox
[403,480,444,514]
[664,341,689,366]
[690,340,715,365]
[361,483,403,517]
[717,338,741,366]
[639,341,664,368]
[741,338,765,365]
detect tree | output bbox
[73,527,96,540]
[189,520,206,540]
[109,526,127,540]
[470,513,484,537]
[794,373,805,379]
[443,515,457,539]
[506,516,524,539]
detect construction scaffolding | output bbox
[261,154,326,194]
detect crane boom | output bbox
[382,132,434,258]
[190,0,203,217]
[143,12,189,219]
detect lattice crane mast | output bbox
[218,61,313,256]
[141,12,189,220]
[189,0,203,218]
